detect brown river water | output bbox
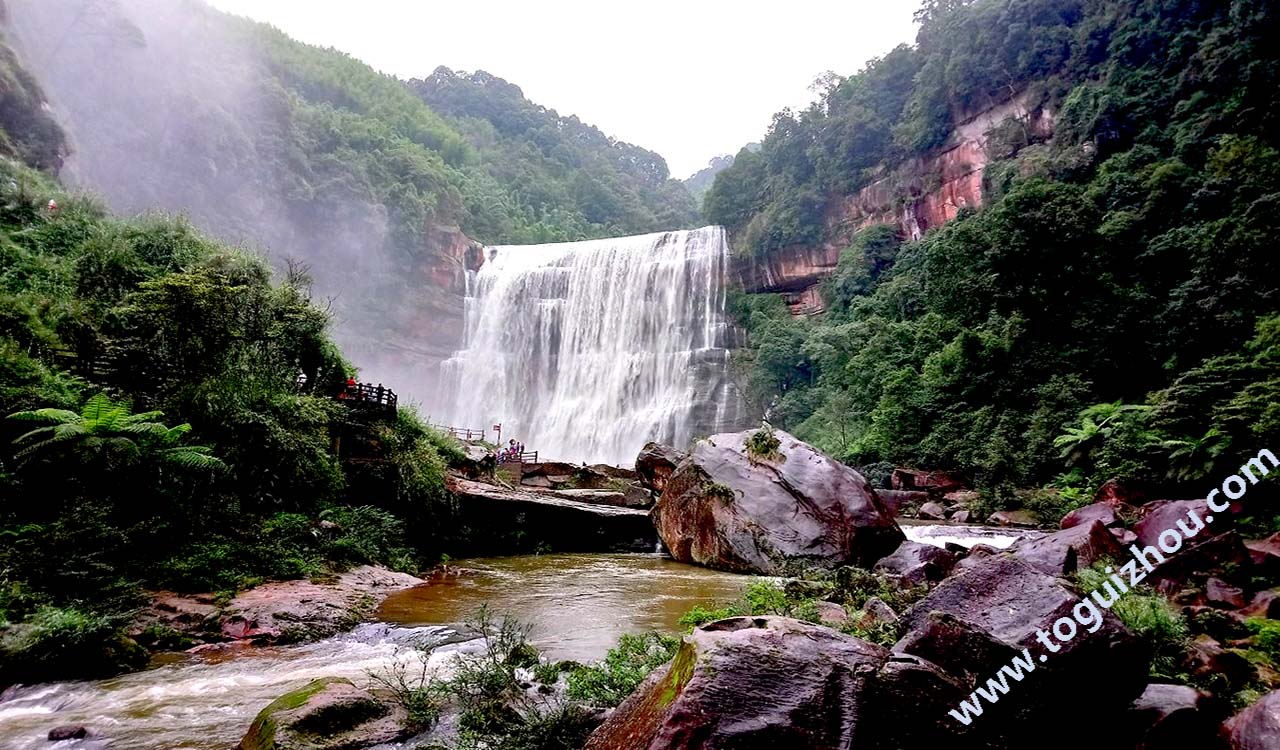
[0,554,754,750]
[0,528,1036,749]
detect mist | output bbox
[3,0,455,416]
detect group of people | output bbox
[499,438,526,462]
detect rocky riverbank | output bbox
[196,432,1280,748]
[135,566,425,653]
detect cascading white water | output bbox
[442,226,745,466]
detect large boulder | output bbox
[1011,520,1125,576]
[456,444,496,479]
[916,501,947,521]
[874,540,957,585]
[652,429,903,574]
[875,489,930,516]
[1135,499,1221,549]
[1123,684,1227,750]
[451,477,657,553]
[1060,502,1120,530]
[635,442,686,493]
[895,556,1147,744]
[986,509,1039,527]
[583,616,966,750]
[215,566,423,644]
[237,677,410,750]
[891,468,966,494]
[1224,689,1280,749]
[1244,533,1280,577]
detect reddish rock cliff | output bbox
[345,223,483,417]
[734,92,1056,315]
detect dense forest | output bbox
[683,151,753,205]
[411,67,699,243]
[0,0,698,403]
[715,0,1280,518]
[0,20,479,682]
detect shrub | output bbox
[321,505,414,570]
[703,481,736,503]
[367,646,446,730]
[678,604,741,629]
[0,605,146,683]
[1246,618,1280,663]
[745,426,782,462]
[567,632,679,707]
[831,566,928,612]
[1077,565,1188,678]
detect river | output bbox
[0,527,1037,749]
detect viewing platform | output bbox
[334,381,397,419]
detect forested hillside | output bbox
[717,0,1280,515]
[684,152,750,205]
[1,0,698,407]
[0,23,477,682]
[411,67,698,242]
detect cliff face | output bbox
[734,92,1056,315]
[342,224,483,419]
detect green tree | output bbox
[9,393,220,470]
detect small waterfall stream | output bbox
[443,226,746,466]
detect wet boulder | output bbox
[876,489,930,516]
[916,501,947,521]
[583,616,966,750]
[652,429,903,574]
[874,540,957,585]
[1060,501,1120,530]
[1207,578,1247,609]
[1135,499,1221,548]
[891,468,966,494]
[986,509,1039,527]
[1011,520,1124,576]
[48,726,90,741]
[1224,688,1280,749]
[1124,684,1227,750]
[456,444,496,479]
[1244,533,1280,577]
[635,442,685,493]
[896,556,1147,742]
[237,677,410,750]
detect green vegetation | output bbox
[567,632,680,707]
[0,32,64,171]
[412,68,699,243]
[0,604,146,684]
[0,153,464,682]
[677,571,925,647]
[744,425,782,462]
[373,607,599,750]
[715,0,1280,514]
[1076,567,1184,669]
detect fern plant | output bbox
[8,393,222,470]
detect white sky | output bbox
[206,0,921,178]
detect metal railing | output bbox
[336,382,397,416]
[429,424,487,441]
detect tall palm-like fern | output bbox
[8,393,222,469]
[1159,428,1232,482]
[1053,401,1155,465]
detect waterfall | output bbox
[442,226,746,466]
